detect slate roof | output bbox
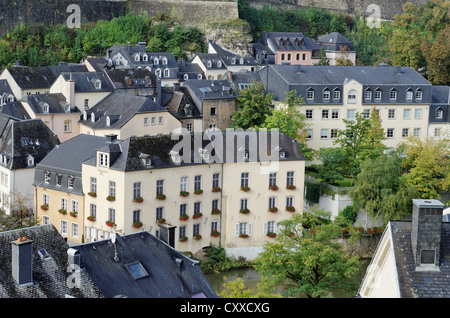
[208,40,258,67]
[72,232,217,298]
[389,221,450,298]
[163,86,202,120]
[0,224,103,298]
[59,72,114,93]
[194,53,227,70]
[6,66,56,90]
[105,68,157,90]
[259,31,321,53]
[21,93,79,115]
[48,63,89,77]
[317,32,355,52]
[0,79,15,98]
[0,118,60,170]
[0,102,30,121]
[224,70,262,92]
[81,92,168,130]
[429,86,450,123]
[33,134,110,195]
[177,58,204,82]
[186,79,237,103]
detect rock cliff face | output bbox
[204,20,254,57]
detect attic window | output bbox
[143,54,148,62]
[135,54,140,62]
[125,261,149,280]
[240,58,244,65]
[95,80,101,90]
[170,150,181,164]
[162,57,167,65]
[231,58,236,65]
[154,57,159,65]
[421,249,436,265]
[27,155,34,167]
[42,103,49,114]
[38,248,51,260]
[197,74,202,80]
[207,60,212,68]
[217,60,222,67]
[44,171,50,183]
[68,176,74,189]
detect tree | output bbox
[317,147,347,185]
[231,81,273,130]
[421,25,450,85]
[254,211,361,298]
[402,136,450,199]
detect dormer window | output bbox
[406,88,413,100]
[322,88,330,100]
[162,57,167,65]
[231,58,236,65]
[68,176,74,189]
[99,153,108,167]
[106,116,111,127]
[389,88,397,100]
[91,113,95,123]
[207,60,212,68]
[416,89,423,100]
[154,57,159,65]
[170,150,181,165]
[183,74,189,81]
[142,54,148,62]
[83,111,87,121]
[27,155,34,167]
[140,153,152,167]
[436,107,443,119]
[240,58,244,65]
[135,54,140,62]
[333,88,341,100]
[348,90,357,103]
[306,88,314,100]
[217,60,222,67]
[56,173,62,186]
[42,103,49,114]
[155,69,161,77]
[95,80,101,89]
[44,171,50,183]
[164,68,170,78]
[374,88,382,100]
[365,88,372,100]
[197,74,202,80]
[8,96,13,102]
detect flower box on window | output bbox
[268,207,278,213]
[87,215,96,222]
[180,191,190,197]
[70,211,78,217]
[286,206,295,212]
[156,218,166,224]
[239,233,249,238]
[212,186,221,193]
[193,234,202,240]
[193,212,203,219]
[58,209,67,215]
[240,186,250,192]
[106,220,115,227]
[40,204,49,211]
[269,185,278,191]
[156,194,166,200]
[179,236,188,242]
[211,230,220,237]
[266,232,277,238]
[286,184,296,190]
[179,214,189,221]
[106,195,115,201]
[133,196,143,203]
[194,189,203,195]
[87,192,96,197]
[133,221,143,229]
[239,208,250,214]
[211,208,221,215]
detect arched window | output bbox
[306,88,314,100]
[154,57,159,65]
[348,89,357,103]
[164,68,170,78]
[436,107,443,119]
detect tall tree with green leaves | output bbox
[254,211,361,298]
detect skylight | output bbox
[125,261,149,280]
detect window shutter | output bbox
[248,223,253,236]
[235,223,240,236]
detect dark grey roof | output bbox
[72,231,217,298]
[177,59,204,82]
[389,221,450,298]
[431,86,450,105]
[34,134,110,194]
[85,57,112,72]
[164,86,202,119]
[0,224,103,298]
[21,93,79,114]
[185,79,237,103]
[317,32,355,52]
[6,66,56,90]
[430,86,450,123]
[259,31,321,53]
[0,79,14,96]
[105,68,157,90]
[259,64,432,104]
[48,63,89,77]
[60,72,114,93]
[194,53,227,70]
[81,92,168,130]
[208,41,258,67]
[224,70,262,92]
[0,102,31,121]
[0,118,60,170]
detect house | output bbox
[79,92,181,139]
[254,31,322,66]
[71,231,217,298]
[428,85,449,139]
[33,134,113,244]
[0,79,16,105]
[191,53,228,81]
[358,199,450,298]
[184,79,238,132]
[0,118,60,215]
[258,64,432,153]
[0,224,103,298]
[223,69,262,93]
[20,93,80,142]
[49,72,114,112]
[316,32,356,66]
[177,58,205,84]
[207,41,258,73]
[81,130,305,259]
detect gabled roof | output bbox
[72,231,217,298]
[21,93,79,115]
[0,224,103,298]
[0,102,30,121]
[5,66,56,90]
[105,68,157,90]
[163,86,202,119]
[208,41,258,67]
[317,32,355,52]
[59,72,114,93]
[194,53,227,70]
[260,31,321,52]
[186,79,237,102]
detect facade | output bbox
[79,92,181,139]
[358,199,450,298]
[259,64,432,153]
[80,131,305,258]
[191,53,228,81]
[316,32,356,66]
[207,41,258,73]
[429,85,450,139]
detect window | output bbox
[180,176,188,192]
[133,182,141,199]
[406,89,413,100]
[333,89,340,100]
[61,198,68,211]
[390,89,397,100]
[414,109,422,119]
[365,89,372,100]
[212,199,219,211]
[323,89,330,100]
[387,128,394,138]
[210,107,217,116]
[90,204,96,217]
[236,223,252,237]
[68,176,74,189]
[388,109,395,119]
[415,89,423,100]
[194,176,201,191]
[61,220,68,235]
[240,198,248,210]
[280,54,285,61]
[90,177,97,193]
[331,109,339,119]
[43,194,49,205]
[347,109,355,120]
[302,53,306,61]
[363,109,371,119]
[56,174,62,186]
[374,89,382,100]
[348,90,356,103]
[193,223,200,236]
[186,123,192,132]
[306,129,312,139]
[434,128,441,137]
[211,220,218,233]
[264,221,276,235]
[436,108,443,119]
[99,153,108,167]
[320,129,328,139]
[164,69,170,78]
[322,109,329,119]
[44,171,50,184]
[286,196,294,207]
[156,180,164,195]
[269,172,277,187]
[71,200,78,213]
[269,197,276,209]
[403,109,411,119]
[402,128,409,138]
[125,262,149,280]
[64,120,72,133]
[158,116,163,125]
[108,208,115,223]
[194,202,201,213]
[156,207,163,220]
[241,173,249,188]
[287,171,294,186]
[84,99,89,109]
[144,117,149,126]
[180,204,187,217]
[72,223,79,238]
[330,129,338,138]
[212,173,220,188]
[306,89,314,100]
[305,109,313,119]
[413,128,420,138]
[133,210,140,223]
[109,181,116,197]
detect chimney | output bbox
[11,236,34,286]
[67,74,75,107]
[411,199,444,269]
[394,65,402,75]
[105,134,118,143]
[67,248,81,269]
[295,64,302,73]
[158,223,177,249]
[174,82,181,92]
